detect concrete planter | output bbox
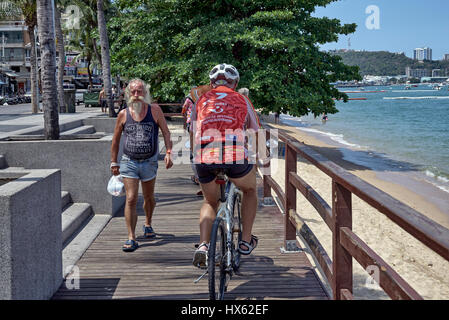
[0,169,62,299]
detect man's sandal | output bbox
[122,239,139,252]
[238,235,258,255]
[143,225,156,238]
[193,242,209,268]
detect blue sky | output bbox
[313,0,449,60]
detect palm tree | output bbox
[37,0,59,139]
[54,3,65,112]
[96,0,115,117]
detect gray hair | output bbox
[124,78,152,105]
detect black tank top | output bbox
[123,105,159,160]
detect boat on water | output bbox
[333,97,367,101]
[432,83,446,90]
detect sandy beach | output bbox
[260,118,449,300]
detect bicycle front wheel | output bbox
[208,218,226,300]
[231,192,242,270]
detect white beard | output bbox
[130,101,143,114]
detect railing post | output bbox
[262,129,273,202]
[284,141,297,250]
[332,180,353,299]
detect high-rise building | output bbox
[414,47,432,61]
[444,54,449,61]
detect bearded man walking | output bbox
[110,79,173,252]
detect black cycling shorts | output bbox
[193,162,254,184]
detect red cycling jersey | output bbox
[193,86,259,164]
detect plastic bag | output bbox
[107,175,125,197]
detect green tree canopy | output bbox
[109,0,360,117]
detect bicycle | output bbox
[194,169,243,300]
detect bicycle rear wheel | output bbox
[208,218,226,300]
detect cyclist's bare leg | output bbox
[141,177,156,227]
[123,177,140,242]
[198,180,220,250]
[229,166,257,244]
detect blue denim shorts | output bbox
[120,154,158,182]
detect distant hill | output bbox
[330,50,449,76]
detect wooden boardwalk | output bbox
[52,162,328,300]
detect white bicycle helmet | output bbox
[209,63,240,84]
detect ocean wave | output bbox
[298,127,362,148]
[280,114,363,148]
[436,185,449,193]
[425,170,449,184]
[391,90,442,93]
[384,96,449,100]
[424,170,449,194]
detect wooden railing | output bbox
[159,103,183,117]
[258,123,449,300]
[110,102,183,117]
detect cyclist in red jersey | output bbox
[190,64,260,268]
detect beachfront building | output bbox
[0,17,32,95]
[0,13,89,95]
[406,66,430,79]
[432,69,444,77]
[413,47,432,61]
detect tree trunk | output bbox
[87,58,93,89]
[37,0,59,139]
[54,5,65,113]
[27,25,39,114]
[97,0,116,117]
[92,37,102,67]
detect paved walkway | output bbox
[52,161,329,300]
[0,103,104,140]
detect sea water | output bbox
[279,84,449,208]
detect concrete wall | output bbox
[0,169,62,299]
[83,117,116,134]
[0,136,125,216]
[83,116,184,135]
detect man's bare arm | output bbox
[110,110,126,175]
